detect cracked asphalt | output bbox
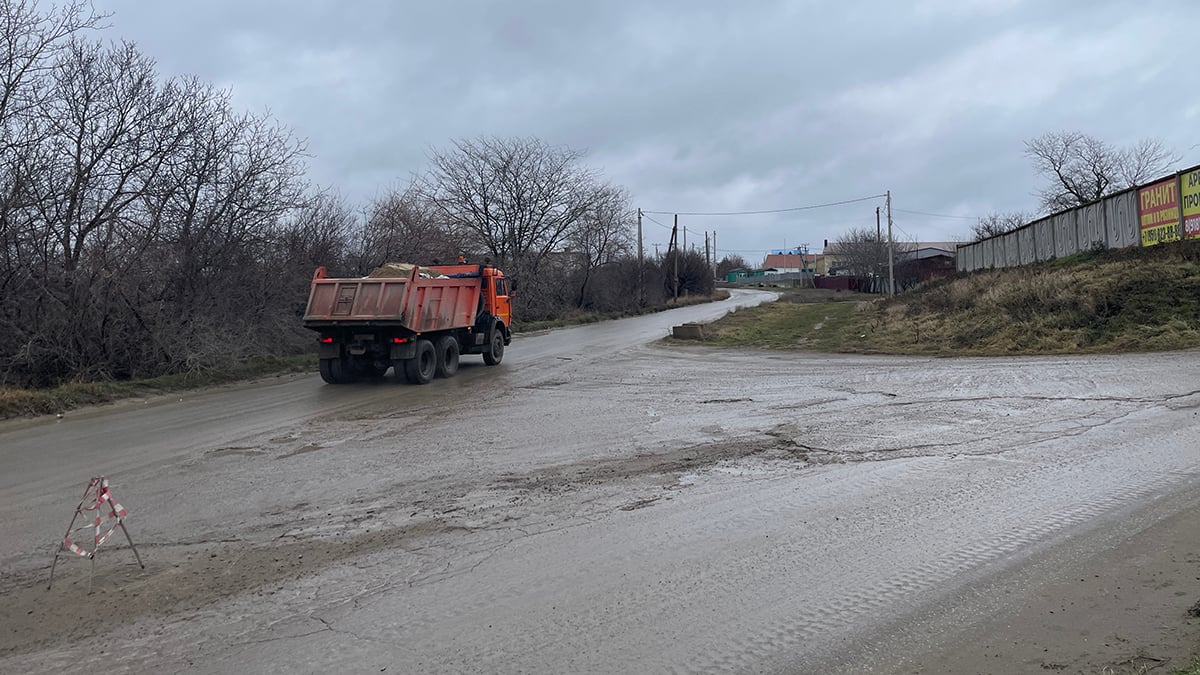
[2,288,1200,674]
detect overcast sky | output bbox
[89,0,1200,262]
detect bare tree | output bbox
[0,0,107,136]
[971,211,1031,241]
[1025,131,1178,212]
[417,137,604,278]
[415,136,610,319]
[568,185,633,308]
[0,20,313,386]
[356,185,466,272]
[0,0,107,301]
[715,254,748,279]
[1117,137,1178,187]
[829,227,915,291]
[278,189,357,278]
[40,39,186,273]
[661,248,714,298]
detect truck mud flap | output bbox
[390,342,417,360]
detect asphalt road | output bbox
[2,288,1199,674]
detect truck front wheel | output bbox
[404,339,437,384]
[435,336,460,378]
[483,327,504,366]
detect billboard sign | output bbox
[1138,177,1181,246]
[1181,168,1200,239]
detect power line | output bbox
[893,208,977,220]
[643,194,885,217]
[715,243,792,249]
[642,213,673,231]
[891,220,915,241]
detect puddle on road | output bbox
[619,496,662,511]
[206,447,266,458]
[276,443,324,459]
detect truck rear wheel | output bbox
[483,327,504,366]
[319,357,355,384]
[404,339,436,384]
[435,336,460,378]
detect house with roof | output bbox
[817,239,959,291]
[896,242,959,287]
[761,250,826,275]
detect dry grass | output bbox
[704,300,862,351]
[517,291,731,332]
[703,240,1200,356]
[0,354,315,419]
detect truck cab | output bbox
[421,263,512,344]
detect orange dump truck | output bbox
[302,263,513,384]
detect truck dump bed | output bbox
[303,265,483,333]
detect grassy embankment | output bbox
[0,355,317,420]
[516,290,731,332]
[1177,658,1200,675]
[0,291,731,419]
[702,241,1200,355]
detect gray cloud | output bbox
[92,0,1200,260]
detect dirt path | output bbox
[894,491,1200,674]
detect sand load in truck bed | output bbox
[367,263,444,279]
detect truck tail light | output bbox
[320,337,334,343]
[392,337,407,344]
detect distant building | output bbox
[897,242,959,286]
[724,267,751,283]
[819,241,851,276]
[817,239,960,291]
[761,251,826,275]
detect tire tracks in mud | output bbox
[0,519,456,658]
[692,469,1198,675]
[4,384,1188,666]
[0,426,809,660]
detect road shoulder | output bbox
[893,489,1200,674]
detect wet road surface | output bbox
[2,289,1199,673]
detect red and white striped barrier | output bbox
[48,476,144,591]
[63,477,128,558]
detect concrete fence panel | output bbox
[954,167,1200,276]
[981,237,996,269]
[1033,218,1056,261]
[1105,190,1139,249]
[990,236,1005,269]
[1003,230,1021,267]
[1018,223,1036,265]
[1054,212,1078,258]
[1081,202,1107,250]
[956,244,973,272]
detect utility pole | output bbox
[876,206,883,294]
[637,208,645,306]
[705,231,711,272]
[671,215,680,302]
[886,190,895,296]
[682,225,686,251]
[876,206,881,242]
